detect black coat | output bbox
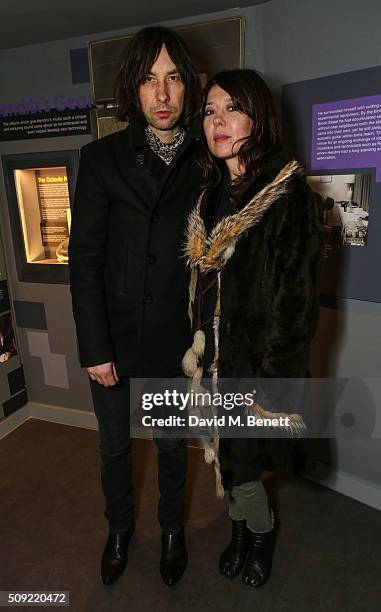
[69,121,202,377]
[185,154,325,488]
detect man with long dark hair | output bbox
[69,26,202,587]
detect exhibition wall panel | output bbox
[256,0,381,487]
[0,135,92,412]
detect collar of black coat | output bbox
[220,149,292,208]
[183,159,304,274]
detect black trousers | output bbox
[90,377,187,534]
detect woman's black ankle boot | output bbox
[241,527,275,588]
[219,519,249,579]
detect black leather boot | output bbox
[219,519,249,579]
[241,527,275,588]
[101,527,134,586]
[160,528,188,586]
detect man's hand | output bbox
[86,362,119,387]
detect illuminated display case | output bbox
[2,151,79,283]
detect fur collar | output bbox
[184,159,304,273]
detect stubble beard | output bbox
[146,101,186,132]
[147,113,181,133]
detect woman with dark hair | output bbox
[182,69,324,588]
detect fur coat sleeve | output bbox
[257,179,325,378]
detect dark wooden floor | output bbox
[0,419,380,612]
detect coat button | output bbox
[146,254,156,265]
[136,153,145,166]
[143,294,153,305]
[151,212,159,223]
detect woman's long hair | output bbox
[199,69,283,190]
[114,26,201,128]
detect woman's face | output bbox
[203,84,253,167]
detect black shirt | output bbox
[195,173,236,373]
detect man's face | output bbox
[138,45,185,137]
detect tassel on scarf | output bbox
[248,402,307,436]
[204,443,215,464]
[181,330,205,377]
[182,347,198,377]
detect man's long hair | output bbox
[198,69,283,191]
[114,26,201,128]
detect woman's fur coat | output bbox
[183,153,325,491]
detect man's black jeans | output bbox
[90,377,187,535]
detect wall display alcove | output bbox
[2,150,79,284]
